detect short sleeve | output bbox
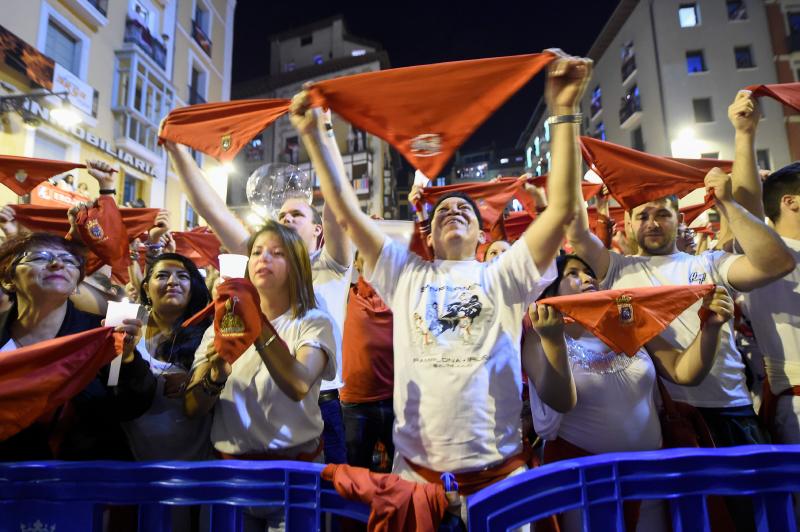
[703,250,739,293]
[600,250,626,290]
[296,310,338,382]
[363,237,412,308]
[190,325,215,372]
[528,377,563,441]
[489,238,558,306]
[314,246,350,276]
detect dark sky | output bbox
[232,0,620,152]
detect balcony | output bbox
[124,17,167,70]
[188,87,206,105]
[619,89,642,129]
[621,56,637,83]
[192,20,213,57]
[60,0,108,27]
[789,31,800,53]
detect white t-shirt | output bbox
[531,334,662,454]
[123,328,213,461]
[602,250,749,408]
[742,237,800,394]
[365,237,556,472]
[311,246,352,392]
[193,308,336,455]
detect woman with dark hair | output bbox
[185,220,336,464]
[123,253,213,461]
[0,232,153,461]
[525,254,734,531]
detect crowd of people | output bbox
[0,50,799,532]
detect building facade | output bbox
[763,0,800,159]
[520,0,791,178]
[0,0,235,230]
[230,16,397,219]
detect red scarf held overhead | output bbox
[158,99,292,161]
[10,204,159,239]
[308,52,556,178]
[538,284,715,356]
[73,196,131,281]
[172,228,222,269]
[213,278,271,364]
[747,83,800,113]
[417,178,524,229]
[322,463,448,532]
[579,137,733,210]
[0,155,85,196]
[0,327,122,441]
[513,175,603,216]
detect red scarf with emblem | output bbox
[0,155,85,196]
[538,284,715,356]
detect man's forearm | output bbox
[731,132,764,219]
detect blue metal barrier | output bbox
[0,460,369,531]
[3,446,800,531]
[467,445,800,532]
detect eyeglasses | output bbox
[17,251,83,269]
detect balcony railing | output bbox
[192,19,213,57]
[621,55,637,82]
[88,0,108,16]
[124,18,167,69]
[188,87,206,105]
[619,91,642,127]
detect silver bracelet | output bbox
[255,333,277,352]
[546,113,583,125]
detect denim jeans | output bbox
[319,395,347,464]
[341,399,394,470]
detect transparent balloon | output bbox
[246,163,313,221]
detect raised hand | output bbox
[544,49,593,114]
[728,90,760,135]
[704,167,734,205]
[702,286,734,327]
[529,303,565,341]
[85,159,117,190]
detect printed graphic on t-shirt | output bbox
[411,283,488,367]
[689,271,707,284]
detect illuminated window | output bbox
[686,50,707,73]
[679,4,700,27]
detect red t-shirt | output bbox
[340,278,394,403]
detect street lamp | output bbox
[0,90,82,129]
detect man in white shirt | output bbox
[566,90,795,449]
[726,91,800,443]
[288,51,591,508]
[165,142,352,464]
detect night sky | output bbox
[232,0,620,152]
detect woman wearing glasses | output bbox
[0,233,155,461]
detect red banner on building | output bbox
[30,182,90,207]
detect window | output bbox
[189,65,207,104]
[284,61,295,72]
[192,2,212,56]
[693,97,714,123]
[679,4,700,27]
[245,134,264,162]
[620,84,642,124]
[544,121,550,142]
[756,149,771,171]
[621,41,637,81]
[631,127,645,151]
[190,148,203,167]
[351,49,366,57]
[734,46,755,69]
[533,136,540,157]
[593,121,607,141]
[34,132,69,160]
[701,152,719,159]
[122,173,142,205]
[113,52,174,153]
[435,177,446,187]
[300,35,312,46]
[726,0,747,20]
[526,146,533,168]
[185,202,199,230]
[46,20,81,76]
[591,85,602,117]
[313,54,324,65]
[790,12,800,33]
[686,50,707,73]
